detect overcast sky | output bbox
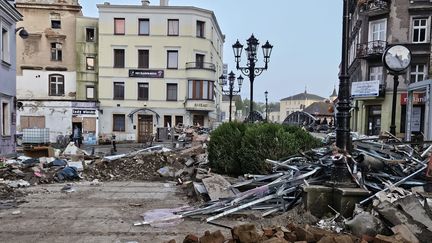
[81,0,343,102]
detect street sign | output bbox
[351,80,380,98]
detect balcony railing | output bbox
[357,40,387,59]
[185,62,216,71]
[359,0,390,16]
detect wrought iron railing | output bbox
[185,62,216,71]
[357,40,387,58]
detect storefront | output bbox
[405,80,432,141]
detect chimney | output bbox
[160,0,169,6]
[142,0,150,6]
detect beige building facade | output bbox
[279,91,325,123]
[15,0,88,143]
[97,1,224,142]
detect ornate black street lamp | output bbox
[232,34,273,122]
[265,90,269,122]
[219,71,243,122]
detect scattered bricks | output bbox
[333,235,354,243]
[262,227,275,237]
[183,234,199,243]
[231,224,261,243]
[294,227,314,242]
[304,226,331,242]
[284,232,297,242]
[373,234,405,243]
[167,240,176,243]
[261,238,289,243]
[199,230,225,243]
[317,236,336,243]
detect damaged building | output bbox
[348,0,432,138]
[15,0,99,144]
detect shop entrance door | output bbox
[367,105,381,136]
[138,115,153,143]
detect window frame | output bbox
[86,57,95,70]
[188,80,215,100]
[50,42,62,61]
[1,24,10,64]
[137,82,149,101]
[51,20,61,29]
[112,114,126,132]
[167,19,179,36]
[167,50,178,69]
[412,17,428,43]
[86,28,95,42]
[368,66,383,81]
[368,19,387,42]
[113,82,125,100]
[410,64,427,83]
[114,18,125,35]
[86,85,95,100]
[138,18,150,36]
[113,49,125,68]
[138,49,149,69]
[1,101,10,136]
[48,74,65,96]
[196,20,205,38]
[166,83,178,101]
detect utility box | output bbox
[22,128,50,144]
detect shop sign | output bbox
[73,109,96,115]
[400,93,425,105]
[194,103,209,108]
[411,107,422,132]
[129,69,164,78]
[351,80,380,98]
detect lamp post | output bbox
[219,71,243,122]
[265,90,269,122]
[232,34,273,122]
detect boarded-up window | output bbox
[83,118,96,133]
[20,116,45,130]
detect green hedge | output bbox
[208,123,321,176]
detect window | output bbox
[410,64,427,83]
[113,82,125,100]
[369,19,386,41]
[175,116,183,126]
[86,86,95,99]
[51,20,61,29]
[196,54,204,68]
[168,19,179,36]
[412,18,428,43]
[138,83,149,100]
[167,50,178,69]
[369,66,383,81]
[166,83,178,101]
[113,49,125,68]
[51,43,62,61]
[138,19,149,35]
[138,50,149,68]
[196,21,205,38]
[1,26,9,63]
[188,80,214,100]
[2,102,10,136]
[86,57,95,70]
[114,18,125,35]
[113,114,125,132]
[164,115,172,127]
[49,74,65,96]
[86,28,95,42]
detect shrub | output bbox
[208,123,321,176]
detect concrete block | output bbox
[334,188,370,218]
[302,185,333,218]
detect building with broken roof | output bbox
[0,0,22,155]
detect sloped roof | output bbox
[281,92,325,101]
[303,101,333,116]
[330,87,338,97]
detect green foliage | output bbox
[208,123,321,176]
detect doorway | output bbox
[366,105,381,136]
[193,115,205,126]
[138,115,153,143]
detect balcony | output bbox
[185,62,216,72]
[357,40,387,59]
[359,0,390,16]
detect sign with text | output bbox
[400,92,425,105]
[129,69,164,78]
[411,107,422,132]
[72,109,96,115]
[351,80,380,98]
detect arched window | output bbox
[49,74,65,96]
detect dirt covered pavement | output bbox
[0,181,246,243]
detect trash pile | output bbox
[169,223,358,243]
